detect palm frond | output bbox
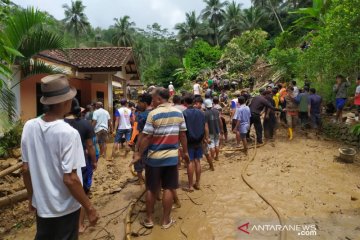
[18,30,64,59]
[3,7,47,49]
[0,83,16,121]
[21,60,64,79]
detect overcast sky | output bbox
[12,0,252,31]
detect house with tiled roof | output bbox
[16,47,141,120]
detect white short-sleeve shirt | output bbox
[21,118,86,218]
[92,108,110,133]
[193,83,201,95]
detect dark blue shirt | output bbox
[183,107,205,147]
[308,94,322,114]
[137,109,151,133]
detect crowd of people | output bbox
[20,73,360,238]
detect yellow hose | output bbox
[240,139,287,240]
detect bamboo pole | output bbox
[0,162,22,178]
[0,189,27,208]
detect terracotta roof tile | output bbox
[38,47,133,69]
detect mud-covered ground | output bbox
[2,125,360,240]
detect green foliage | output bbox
[173,58,198,84]
[220,1,243,43]
[201,0,228,45]
[3,7,64,72]
[0,121,23,158]
[62,0,90,47]
[351,124,360,136]
[112,16,135,47]
[265,0,360,102]
[136,24,185,86]
[222,29,270,73]
[175,11,208,45]
[0,7,64,126]
[185,40,222,72]
[143,57,182,87]
[268,31,303,80]
[290,0,330,31]
[298,0,360,95]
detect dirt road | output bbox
[3,129,360,240]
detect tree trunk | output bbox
[268,0,284,33]
[0,189,27,208]
[214,25,219,46]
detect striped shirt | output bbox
[143,103,187,167]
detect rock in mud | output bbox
[351,195,358,201]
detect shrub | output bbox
[222,29,270,74]
[0,120,23,158]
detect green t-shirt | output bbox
[208,79,213,87]
[298,92,309,112]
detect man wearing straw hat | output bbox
[21,74,99,239]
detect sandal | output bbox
[162,218,176,229]
[182,187,194,192]
[141,219,154,229]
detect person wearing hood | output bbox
[21,74,98,239]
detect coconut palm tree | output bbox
[251,0,285,32]
[220,1,243,43]
[240,6,266,31]
[112,16,136,47]
[175,11,205,43]
[1,7,63,121]
[62,0,89,47]
[201,0,229,46]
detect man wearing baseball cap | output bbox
[21,74,99,239]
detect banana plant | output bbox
[290,0,330,30]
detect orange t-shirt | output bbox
[279,88,287,102]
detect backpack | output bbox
[183,109,205,144]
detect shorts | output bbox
[336,98,347,110]
[188,146,203,160]
[96,129,108,144]
[145,165,178,192]
[194,94,201,99]
[240,133,247,139]
[115,129,131,143]
[209,134,220,149]
[35,209,80,240]
[202,142,209,155]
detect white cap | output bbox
[204,99,213,108]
